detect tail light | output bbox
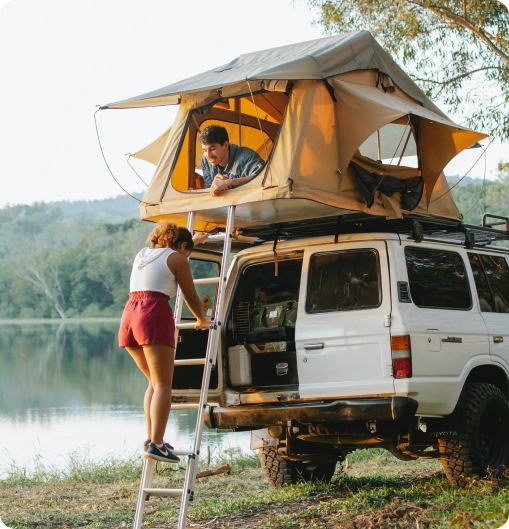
[391,335,412,378]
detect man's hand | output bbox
[210,174,230,197]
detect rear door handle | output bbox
[304,343,325,350]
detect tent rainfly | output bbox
[101,31,487,232]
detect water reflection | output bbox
[0,321,250,472]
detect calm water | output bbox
[0,321,250,475]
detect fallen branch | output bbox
[196,464,231,479]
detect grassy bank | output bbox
[1,448,508,529]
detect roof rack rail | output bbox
[241,212,509,248]
[482,214,509,231]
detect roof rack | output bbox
[240,212,509,248]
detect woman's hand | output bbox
[193,232,209,245]
[195,317,212,331]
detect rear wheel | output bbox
[259,447,337,488]
[439,383,509,486]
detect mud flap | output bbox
[425,389,465,439]
[250,428,279,450]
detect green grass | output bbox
[1,448,508,528]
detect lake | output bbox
[0,320,251,475]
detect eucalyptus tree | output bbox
[307,0,509,139]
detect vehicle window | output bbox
[170,258,220,319]
[468,253,495,312]
[479,254,509,313]
[306,250,380,313]
[405,247,471,310]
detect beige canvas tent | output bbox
[101,31,487,232]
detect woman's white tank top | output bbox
[129,247,178,298]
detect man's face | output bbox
[201,141,229,168]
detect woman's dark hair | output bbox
[147,221,194,251]
[198,125,229,146]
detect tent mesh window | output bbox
[171,92,288,192]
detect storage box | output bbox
[228,345,252,386]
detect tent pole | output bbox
[376,130,381,161]
[236,98,242,146]
[397,130,412,166]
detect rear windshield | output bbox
[405,246,471,310]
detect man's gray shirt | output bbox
[201,143,265,188]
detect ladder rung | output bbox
[171,403,200,410]
[174,358,206,366]
[193,277,221,285]
[172,403,219,410]
[176,321,199,330]
[143,488,183,498]
[173,450,193,456]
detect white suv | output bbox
[174,215,509,488]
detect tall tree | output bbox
[307,0,509,140]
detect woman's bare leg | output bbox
[142,343,175,445]
[126,346,153,440]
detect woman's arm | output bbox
[168,253,210,329]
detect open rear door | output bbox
[296,241,395,399]
[172,249,223,399]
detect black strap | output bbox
[323,79,337,102]
[334,216,342,244]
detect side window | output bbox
[468,253,495,312]
[306,250,380,313]
[170,258,219,319]
[479,255,509,313]
[405,247,471,310]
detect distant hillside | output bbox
[446,175,485,187]
[45,192,144,224]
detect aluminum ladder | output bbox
[133,206,236,529]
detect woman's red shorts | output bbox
[119,291,176,348]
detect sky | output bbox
[0,0,508,209]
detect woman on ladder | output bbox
[119,221,210,463]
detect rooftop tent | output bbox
[102,31,487,231]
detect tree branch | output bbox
[411,66,503,86]
[406,0,509,65]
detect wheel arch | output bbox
[465,364,509,400]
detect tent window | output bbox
[359,118,418,167]
[171,92,287,192]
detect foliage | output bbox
[450,159,509,223]
[307,0,509,140]
[0,203,151,319]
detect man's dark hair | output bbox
[198,125,229,146]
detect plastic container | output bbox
[228,345,252,386]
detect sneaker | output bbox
[145,442,180,463]
[143,439,174,452]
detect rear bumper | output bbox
[204,396,418,429]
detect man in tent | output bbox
[199,125,265,196]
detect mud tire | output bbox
[439,383,509,487]
[259,447,336,488]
